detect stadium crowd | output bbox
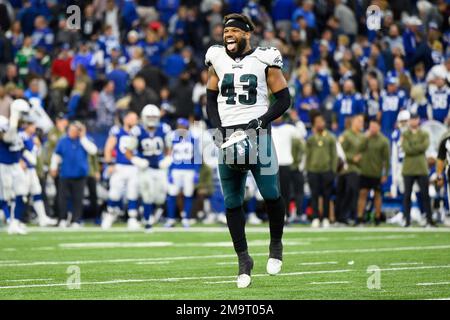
[1,0,450,234]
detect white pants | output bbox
[139,167,167,205]
[108,164,139,201]
[23,168,42,196]
[0,163,26,200]
[168,169,196,197]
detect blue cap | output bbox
[177,118,189,127]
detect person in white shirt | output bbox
[271,116,304,222]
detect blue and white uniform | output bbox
[390,128,405,197]
[427,85,450,123]
[136,123,171,220]
[18,131,43,197]
[333,93,365,132]
[0,121,26,222]
[106,125,142,217]
[380,89,407,136]
[166,129,201,221]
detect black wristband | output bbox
[206,89,221,129]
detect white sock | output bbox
[33,200,47,221]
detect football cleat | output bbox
[144,223,153,233]
[202,214,216,225]
[217,214,228,225]
[181,218,190,229]
[247,212,262,225]
[39,215,57,227]
[266,258,283,275]
[7,219,27,235]
[311,218,320,228]
[164,218,176,228]
[237,274,252,289]
[237,253,254,289]
[70,222,81,229]
[58,219,68,228]
[127,217,141,231]
[101,212,115,230]
[322,218,330,228]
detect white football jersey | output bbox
[205,45,283,127]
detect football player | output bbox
[19,117,57,227]
[102,111,141,230]
[125,105,171,232]
[165,118,201,228]
[205,14,291,288]
[0,99,31,235]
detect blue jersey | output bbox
[0,135,23,165]
[169,131,201,171]
[333,93,365,132]
[109,125,142,165]
[138,123,171,169]
[427,86,450,123]
[380,89,407,136]
[19,131,37,169]
[31,27,54,52]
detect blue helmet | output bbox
[220,130,257,172]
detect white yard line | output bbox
[299,261,338,266]
[1,264,450,290]
[59,240,311,249]
[3,278,53,282]
[59,242,174,249]
[309,281,350,285]
[135,261,172,265]
[0,269,353,290]
[417,281,450,286]
[1,244,450,268]
[216,262,237,265]
[389,262,424,266]
[379,265,450,272]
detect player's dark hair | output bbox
[223,13,255,32]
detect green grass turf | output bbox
[0,225,450,300]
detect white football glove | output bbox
[130,156,149,170]
[158,156,172,169]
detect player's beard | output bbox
[225,37,248,59]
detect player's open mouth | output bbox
[226,39,237,51]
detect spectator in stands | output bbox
[129,75,159,114]
[97,80,117,132]
[0,85,12,117]
[171,70,194,121]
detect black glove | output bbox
[245,118,264,132]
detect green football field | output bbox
[0,225,450,300]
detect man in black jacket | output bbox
[128,76,159,114]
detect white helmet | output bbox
[0,115,9,132]
[10,99,31,116]
[141,104,160,128]
[397,110,411,122]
